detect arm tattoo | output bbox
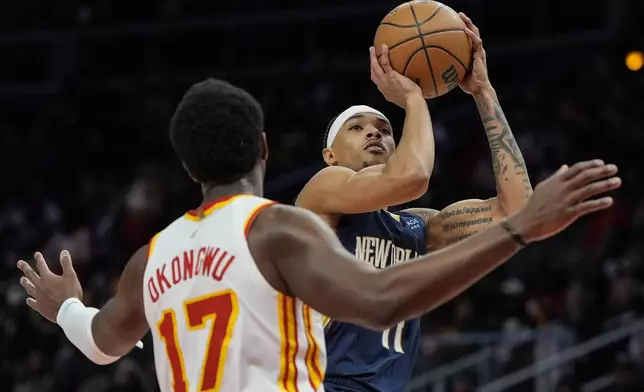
[443,218,491,233]
[483,104,525,172]
[475,93,491,117]
[437,205,492,220]
[437,205,493,233]
[420,204,495,249]
[476,95,532,199]
[446,231,478,245]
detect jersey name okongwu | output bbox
[143,194,326,392]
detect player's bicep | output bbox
[250,205,386,329]
[92,245,150,357]
[297,165,428,215]
[429,198,503,250]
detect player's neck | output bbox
[201,177,259,206]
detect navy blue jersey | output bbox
[324,209,427,392]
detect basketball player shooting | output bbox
[295,13,595,392]
[17,79,619,392]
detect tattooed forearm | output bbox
[438,205,494,233]
[516,170,532,197]
[443,217,492,233]
[482,104,526,172]
[475,93,491,118]
[446,231,478,245]
[474,90,532,200]
[437,205,492,220]
[427,203,496,250]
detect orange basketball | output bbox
[374,0,473,99]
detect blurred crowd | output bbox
[1,1,644,391]
[0,0,393,31]
[413,53,644,390]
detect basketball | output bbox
[374,0,473,99]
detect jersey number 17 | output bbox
[157,290,238,392]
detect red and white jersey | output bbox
[143,194,326,392]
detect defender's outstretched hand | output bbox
[17,250,83,323]
[370,44,422,108]
[512,160,621,243]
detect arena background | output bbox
[1,0,643,391]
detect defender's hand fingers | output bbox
[20,276,38,297]
[378,45,395,74]
[561,159,604,180]
[568,164,618,188]
[370,46,386,82]
[59,250,76,277]
[567,197,614,218]
[17,260,41,285]
[34,252,55,278]
[26,297,41,312]
[554,165,569,176]
[567,177,621,203]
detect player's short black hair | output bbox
[169,79,264,185]
[322,114,339,150]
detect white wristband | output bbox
[57,297,121,365]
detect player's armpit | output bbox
[425,198,504,251]
[248,204,396,331]
[91,245,150,357]
[296,164,429,215]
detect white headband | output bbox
[326,105,390,148]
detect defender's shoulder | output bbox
[253,203,313,224]
[248,204,326,243]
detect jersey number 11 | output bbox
[382,321,406,353]
[157,290,238,392]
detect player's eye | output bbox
[380,128,391,135]
[349,125,362,131]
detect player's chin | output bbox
[362,151,389,167]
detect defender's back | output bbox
[143,194,326,392]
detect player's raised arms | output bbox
[296,46,434,215]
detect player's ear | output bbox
[260,132,269,162]
[181,162,199,183]
[322,147,337,166]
